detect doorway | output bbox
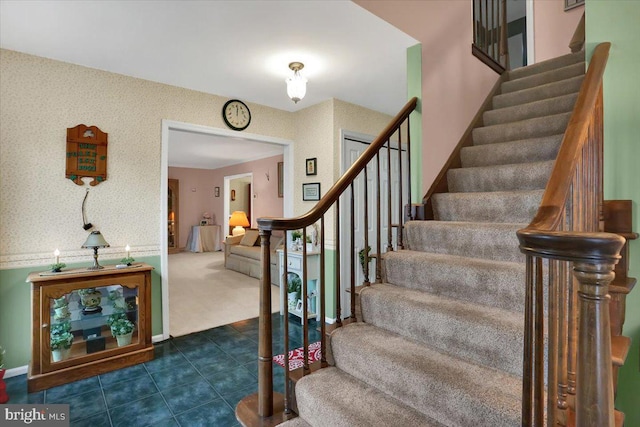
[160,120,294,339]
[224,173,253,234]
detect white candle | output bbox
[54,249,60,264]
[125,245,131,258]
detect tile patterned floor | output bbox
[4,314,322,427]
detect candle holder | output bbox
[50,263,66,273]
[120,257,135,266]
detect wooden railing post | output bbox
[574,260,616,427]
[258,229,274,417]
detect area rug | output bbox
[273,341,321,370]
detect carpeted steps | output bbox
[281,51,584,427]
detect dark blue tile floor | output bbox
[4,314,322,427]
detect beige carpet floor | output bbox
[168,251,280,337]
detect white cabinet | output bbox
[277,249,321,324]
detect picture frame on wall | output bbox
[564,0,584,11]
[306,157,317,176]
[277,162,284,198]
[214,187,220,197]
[302,182,321,201]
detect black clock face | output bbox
[222,99,251,131]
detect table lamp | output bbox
[229,211,250,236]
[82,231,110,270]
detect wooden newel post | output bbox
[574,261,615,427]
[258,229,273,417]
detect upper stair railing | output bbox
[236,97,418,425]
[473,0,509,73]
[516,43,625,426]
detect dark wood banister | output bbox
[526,42,610,231]
[257,97,417,232]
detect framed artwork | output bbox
[295,299,303,312]
[306,157,317,176]
[564,0,584,11]
[231,189,236,201]
[302,182,321,201]
[277,162,284,198]
[214,187,220,197]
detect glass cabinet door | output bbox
[168,178,179,254]
[47,283,140,366]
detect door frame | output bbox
[224,172,254,234]
[160,119,294,340]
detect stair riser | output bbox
[331,324,522,427]
[461,135,562,167]
[501,62,584,94]
[432,190,542,223]
[382,251,526,312]
[361,285,524,376]
[493,75,583,109]
[473,112,570,146]
[507,51,583,81]
[447,161,554,193]
[405,222,525,263]
[483,93,578,126]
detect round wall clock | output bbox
[222,99,251,131]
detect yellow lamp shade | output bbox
[229,211,250,236]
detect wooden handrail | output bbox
[257,97,417,232]
[526,43,610,232]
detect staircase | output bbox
[277,53,603,426]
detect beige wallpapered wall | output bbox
[0,49,294,268]
[0,49,393,267]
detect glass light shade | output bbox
[82,231,110,248]
[82,231,110,270]
[286,70,307,103]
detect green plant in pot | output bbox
[109,318,135,347]
[359,246,372,279]
[50,331,73,362]
[50,321,71,336]
[287,273,302,308]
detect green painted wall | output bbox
[0,255,162,370]
[586,1,640,423]
[407,43,423,202]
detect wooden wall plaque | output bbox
[66,124,108,186]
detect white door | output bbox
[339,132,408,320]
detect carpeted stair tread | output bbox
[382,250,526,312]
[278,417,312,427]
[331,323,521,427]
[500,62,584,94]
[483,93,578,126]
[493,75,583,109]
[360,283,524,375]
[432,189,543,223]
[292,367,446,427]
[447,160,554,193]
[404,221,526,262]
[472,112,571,145]
[507,51,583,81]
[461,134,562,167]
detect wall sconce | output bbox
[229,211,250,236]
[286,62,307,104]
[82,231,110,270]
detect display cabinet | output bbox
[277,249,320,324]
[26,264,154,392]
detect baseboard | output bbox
[4,365,28,379]
[325,316,337,324]
[152,334,167,343]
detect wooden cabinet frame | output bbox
[27,264,154,392]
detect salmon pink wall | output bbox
[355,0,499,193]
[168,154,283,248]
[534,0,584,63]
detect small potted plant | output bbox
[305,235,315,252]
[52,296,70,320]
[287,273,302,309]
[291,230,302,250]
[50,331,73,362]
[359,246,371,275]
[50,321,71,336]
[109,318,135,347]
[0,345,8,403]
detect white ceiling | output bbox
[0,0,417,169]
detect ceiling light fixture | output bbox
[286,62,307,104]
